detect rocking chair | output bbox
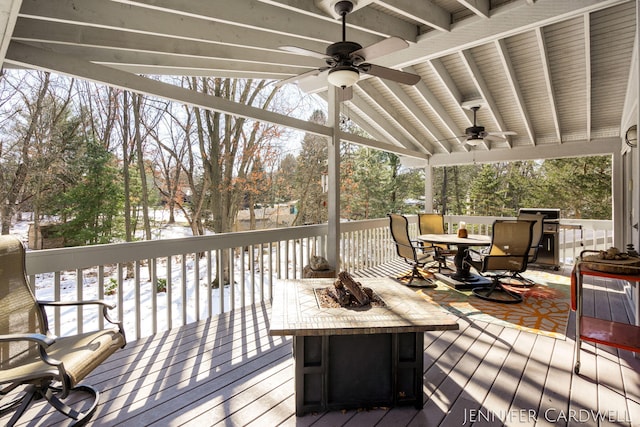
[388,214,436,287]
[0,235,126,426]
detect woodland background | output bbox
[0,71,612,246]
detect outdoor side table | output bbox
[572,255,640,374]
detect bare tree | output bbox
[0,71,75,235]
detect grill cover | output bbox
[518,208,560,221]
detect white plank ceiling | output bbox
[0,0,636,165]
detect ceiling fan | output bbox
[462,105,516,146]
[275,0,420,94]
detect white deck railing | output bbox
[24,215,612,341]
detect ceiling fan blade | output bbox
[275,67,328,87]
[484,135,507,142]
[487,131,517,136]
[351,37,409,63]
[279,45,329,60]
[360,64,420,85]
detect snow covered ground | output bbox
[10,211,277,342]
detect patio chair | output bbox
[388,213,436,287]
[464,220,534,303]
[417,213,457,272]
[508,212,545,287]
[0,235,126,426]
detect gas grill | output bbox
[519,208,561,270]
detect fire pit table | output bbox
[269,277,459,416]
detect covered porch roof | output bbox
[0,0,636,166]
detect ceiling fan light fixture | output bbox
[327,67,360,88]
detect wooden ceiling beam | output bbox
[459,49,510,149]
[0,0,21,68]
[257,0,418,41]
[5,42,332,137]
[374,0,451,32]
[584,13,592,142]
[378,78,452,153]
[408,64,464,146]
[456,0,490,19]
[357,80,433,154]
[535,27,562,143]
[495,38,535,144]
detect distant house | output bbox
[233,203,297,231]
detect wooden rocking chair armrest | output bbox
[0,332,55,347]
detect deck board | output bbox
[3,261,639,426]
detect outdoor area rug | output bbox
[398,269,572,339]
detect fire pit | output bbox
[315,271,386,308]
[269,276,459,416]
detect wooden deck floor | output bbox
[6,262,640,426]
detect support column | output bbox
[634,0,640,326]
[327,86,341,273]
[612,150,624,249]
[424,164,433,213]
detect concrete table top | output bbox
[269,277,459,336]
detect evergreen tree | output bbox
[48,133,123,245]
[468,164,505,216]
[539,156,611,218]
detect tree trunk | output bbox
[122,91,133,243]
[1,73,50,234]
[133,93,152,241]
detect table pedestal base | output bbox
[294,332,424,416]
[435,272,492,290]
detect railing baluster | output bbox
[166,256,172,330]
[117,263,124,335]
[250,244,256,304]
[286,240,291,279]
[217,250,224,313]
[135,260,141,340]
[98,265,105,331]
[76,268,83,335]
[298,238,304,277]
[181,254,187,326]
[259,243,265,301]
[150,258,157,335]
[51,272,60,335]
[207,250,212,318]
[240,245,246,306]
[292,239,297,279]
[276,241,281,279]
[194,253,200,322]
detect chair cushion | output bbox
[0,327,125,387]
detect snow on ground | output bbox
[9,210,281,341]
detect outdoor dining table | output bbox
[417,233,492,289]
